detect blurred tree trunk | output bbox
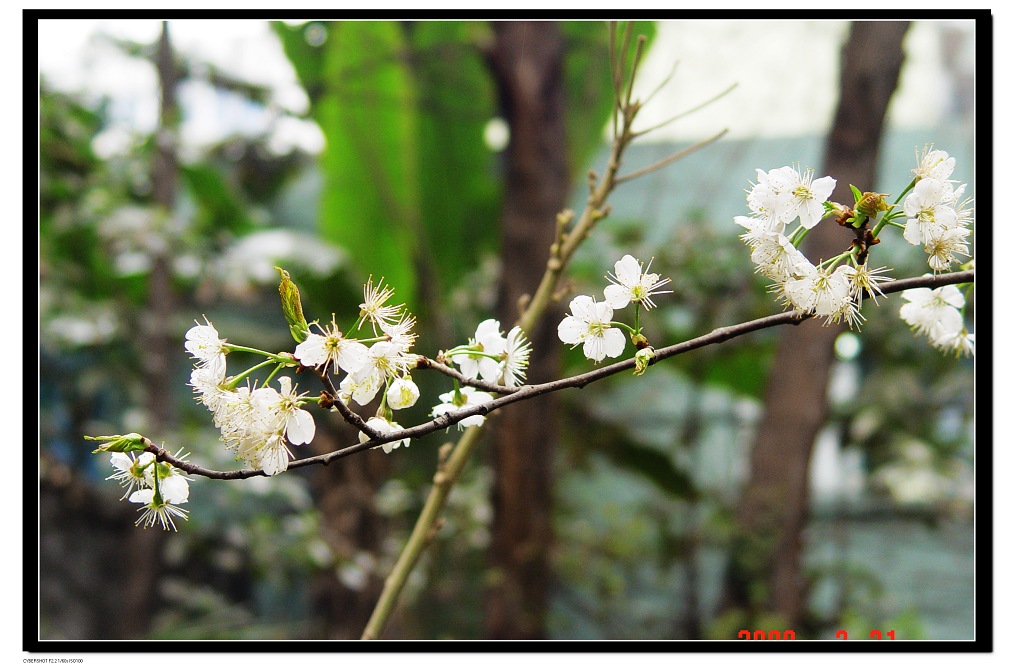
[147,21,178,432]
[718,21,910,630]
[484,21,568,639]
[116,20,181,637]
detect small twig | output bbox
[623,35,648,115]
[312,368,383,440]
[639,57,680,109]
[608,22,620,139]
[632,83,738,139]
[414,356,522,396]
[615,129,728,185]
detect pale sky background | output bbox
[37,18,976,156]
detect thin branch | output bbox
[414,356,522,396]
[639,58,680,110]
[614,22,634,112]
[145,269,973,480]
[361,430,480,640]
[608,22,620,139]
[632,82,738,139]
[623,34,648,115]
[312,367,383,440]
[614,129,728,185]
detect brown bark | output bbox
[146,21,178,433]
[718,21,910,629]
[484,21,569,639]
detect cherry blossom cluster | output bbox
[900,283,974,357]
[188,320,316,475]
[557,254,672,364]
[182,275,537,468]
[296,277,419,413]
[735,164,877,328]
[902,147,974,273]
[734,151,974,345]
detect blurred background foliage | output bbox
[38,19,975,640]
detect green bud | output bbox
[630,332,649,349]
[85,433,146,454]
[633,347,655,376]
[855,191,889,217]
[276,267,309,344]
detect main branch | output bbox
[146,269,973,480]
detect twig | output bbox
[312,368,383,440]
[614,129,728,185]
[631,83,737,139]
[639,58,680,110]
[414,356,522,396]
[360,432,479,640]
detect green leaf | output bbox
[311,22,421,302]
[410,22,500,296]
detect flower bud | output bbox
[633,347,655,376]
[276,267,309,343]
[855,191,889,218]
[86,433,145,454]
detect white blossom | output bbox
[358,276,404,334]
[348,341,416,405]
[748,165,835,229]
[913,146,956,182]
[748,231,809,282]
[431,386,495,429]
[933,328,974,358]
[107,451,155,500]
[129,488,189,531]
[900,284,965,342]
[924,226,971,272]
[848,264,893,308]
[386,376,420,410]
[603,254,672,311]
[359,417,409,454]
[500,326,532,388]
[339,371,384,407]
[190,364,230,414]
[558,295,626,363]
[784,263,862,328]
[185,317,227,378]
[451,319,507,382]
[775,166,836,229]
[294,318,369,376]
[380,313,418,354]
[903,178,957,246]
[253,376,316,446]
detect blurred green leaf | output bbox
[279,21,419,302]
[411,21,500,295]
[179,163,254,236]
